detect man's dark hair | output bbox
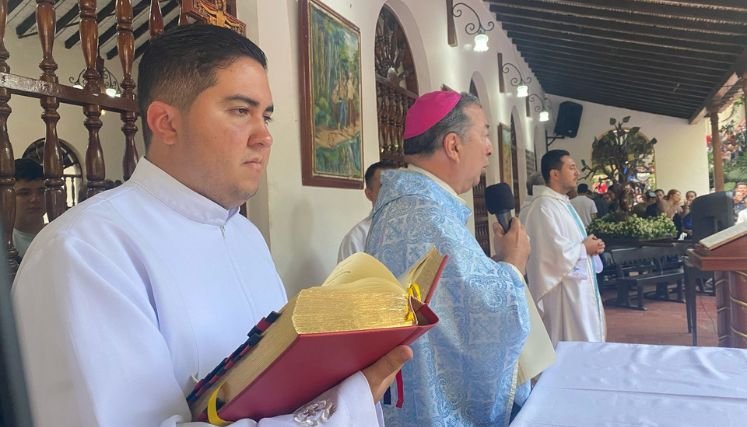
[541,149,570,182]
[15,159,43,182]
[364,161,397,188]
[577,183,589,194]
[137,24,268,149]
[403,92,480,155]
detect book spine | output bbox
[186,311,281,405]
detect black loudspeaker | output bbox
[554,101,583,138]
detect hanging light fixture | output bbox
[70,65,122,98]
[473,32,489,52]
[502,62,531,98]
[528,93,551,122]
[451,2,495,53]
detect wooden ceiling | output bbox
[8,0,181,62]
[485,0,747,122]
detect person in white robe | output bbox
[11,24,409,427]
[337,161,396,262]
[520,149,607,346]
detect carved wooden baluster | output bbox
[150,0,164,37]
[36,0,64,220]
[79,0,106,199]
[388,87,398,157]
[0,0,17,274]
[393,93,403,156]
[117,0,138,180]
[376,85,385,157]
[378,87,388,156]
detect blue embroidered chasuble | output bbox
[365,170,530,427]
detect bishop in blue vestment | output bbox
[366,90,531,426]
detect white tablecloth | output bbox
[511,341,747,427]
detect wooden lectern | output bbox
[688,235,747,348]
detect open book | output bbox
[699,220,747,250]
[189,247,447,423]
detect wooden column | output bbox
[0,0,17,275]
[36,0,65,220]
[116,0,138,180]
[709,109,724,192]
[730,271,747,347]
[79,0,106,199]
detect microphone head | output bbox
[485,183,515,214]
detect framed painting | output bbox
[299,0,364,188]
[498,123,513,185]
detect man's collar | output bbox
[534,185,570,201]
[130,158,240,226]
[406,165,466,205]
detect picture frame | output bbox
[498,123,513,185]
[299,0,364,189]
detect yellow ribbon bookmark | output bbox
[207,383,229,426]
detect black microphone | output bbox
[485,183,515,232]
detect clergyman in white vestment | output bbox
[11,24,410,427]
[337,161,396,262]
[520,150,607,346]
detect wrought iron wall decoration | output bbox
[527,93,550,122]
[502,62,530,97]
[451,2,494,52]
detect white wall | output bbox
[543,95,709,197]
[243,0,543,296]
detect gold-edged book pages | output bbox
[517,284,555,384]
[192,250,430,417]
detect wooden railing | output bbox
[0,0,167,276]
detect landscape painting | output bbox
[299,0,363,188]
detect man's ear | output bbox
[364,187,374,202]
[146,101,180,146]
[442,132,460,162]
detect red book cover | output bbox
[190,249,447,422]
[215,306,437,421]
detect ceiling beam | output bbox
[527,57,719,86]
[487,0,747,33]
[529,61,714,91]
[535,73,707,100]
[507,32,735,65]
[688,50,747,122]
[540,80,701,108]
[521,51,723,81]
[500,20,745,54]
[546,88,692,118]
[514,42,728,73]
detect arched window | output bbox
[22,139,83,209]
[375,5,418,166]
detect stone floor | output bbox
[603,289,718,347]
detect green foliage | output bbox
[581,116,657,184]
[588,214,677,240]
